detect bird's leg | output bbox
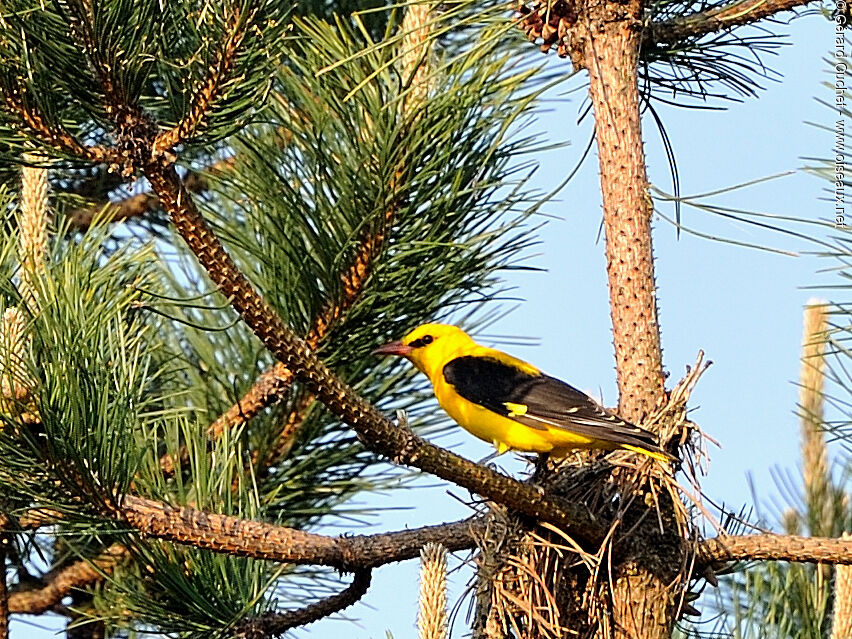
[532,452,551,481]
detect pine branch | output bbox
[207,161,400,439]
[66,192,160,230]
[699,534,852,565]
[7,544,125,615]
[142,162,605,545]
[205,194,392,439]
[152,9,250,157]
[1,87,115,163]
[645,0,816,47]
[63,0,124,110]
[119,494,479,569]
[206,362,295,439]
[231,569,371,639]
[208,6,426,442]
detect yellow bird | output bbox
[373,323,671,462]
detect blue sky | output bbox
[10,10,842,639]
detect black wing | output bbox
[442,355,659,449]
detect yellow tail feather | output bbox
[621,444,673,463]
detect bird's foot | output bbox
[532,452,551,480]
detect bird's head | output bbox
[373,323,475,378]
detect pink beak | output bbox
[372,340,413,357]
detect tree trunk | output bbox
[582,3,675,637]
[583,0,665,423]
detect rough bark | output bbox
[118,494,480,569]
[585,4,665,424]
[581,1,671,637]
[7,545,126,615]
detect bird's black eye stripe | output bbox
[410,335,434,349]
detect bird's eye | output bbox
[410,335,434,348]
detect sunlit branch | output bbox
[145,160,605,545]
[699,534,852,565]
[119,495,480,569]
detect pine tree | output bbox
[0,1,849,639]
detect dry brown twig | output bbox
[231,569,372,639]
[645,0,818,46]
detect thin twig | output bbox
[644,0,816,46]
[232,569,371,639]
